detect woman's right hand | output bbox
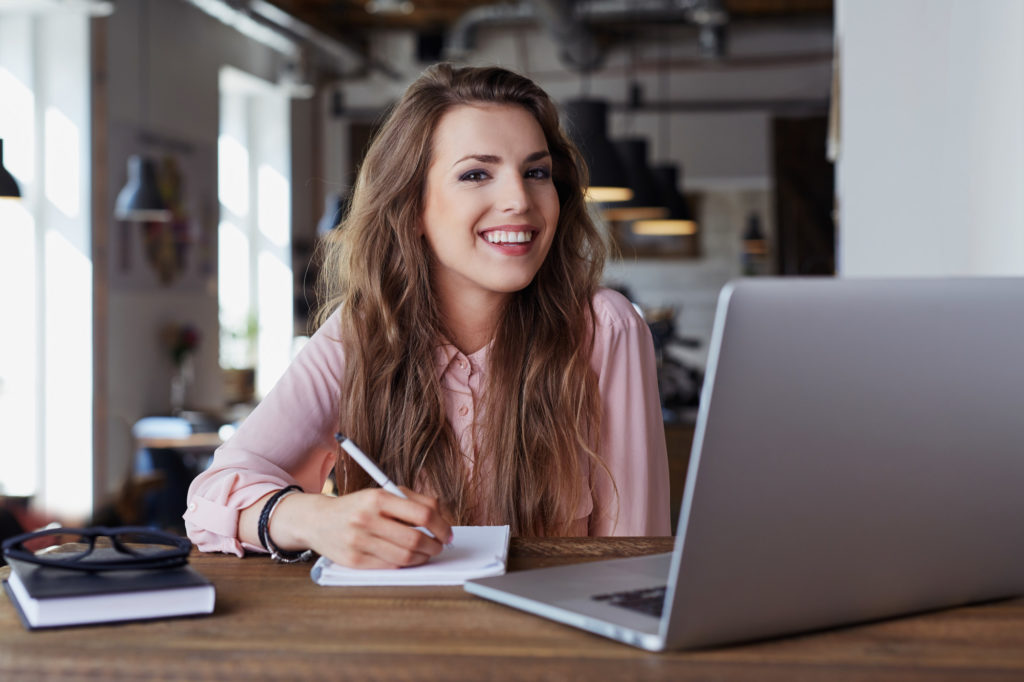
[242,488,453,569]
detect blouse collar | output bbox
[434,340,490,379]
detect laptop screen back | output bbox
[662,278,1024,649]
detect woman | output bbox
[184,63,670,569]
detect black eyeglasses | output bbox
[1,526,191,572]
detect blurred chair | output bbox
[132,416,196,533]
[0,505,25,565]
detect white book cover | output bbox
[310,525,511,586]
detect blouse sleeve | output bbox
[588,289,672,536]
[182,311,345,556]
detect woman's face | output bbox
[420,103,560,311]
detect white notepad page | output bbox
[310,525,511,586]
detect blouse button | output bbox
[458,404,469,417]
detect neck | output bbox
[436,287,508,355]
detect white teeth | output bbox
[484,230,533,244]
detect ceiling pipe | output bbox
[247,0,401,80]
[572,0,726,25]
[183,0,400,80]
[444,0,729,68]
[532,0,603,72]
[183,0,301,57]
[444,2,537,61]
[0,0,114,14]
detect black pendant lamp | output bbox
[114,155,171,222]
[633,164,698,236]
[631,42,698,236]
[563,99,632,203]
[114,0,171,223]
[0,139,21,198]
[603,138,669,222]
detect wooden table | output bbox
[2,537,1024,681]
[135,432,223,451]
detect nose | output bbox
[499,174,530,214]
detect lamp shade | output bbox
[0,139,21,198]
[633,164,698,236]
[603,138,669,222]
[562,99,632,203]
[114,155,172,222]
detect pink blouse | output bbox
[184,288,671,555]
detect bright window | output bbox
[218,67,293,398]
[0,10,92,517]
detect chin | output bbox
[491,273,541,294]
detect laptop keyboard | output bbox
[592,586,667,617]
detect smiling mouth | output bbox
[482,230,535,245]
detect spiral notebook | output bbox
[311,525,510,586]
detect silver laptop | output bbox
[465,277,1024,651]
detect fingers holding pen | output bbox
[310,488,452,569]
[370,488,452,560]
[331,434,453,557]
[340,531,434,569]
[391,486,454,544]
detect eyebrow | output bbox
[450,150,551,168]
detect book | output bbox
[311,525,511,586]
[3,554,215,630]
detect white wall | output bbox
[836,0,1024,276]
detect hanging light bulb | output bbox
[563,99,632,203]
[603,138,669,222]
[633,164,698,236]
[114,155,172,222]
[0,139,22,199]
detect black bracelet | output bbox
[257,485,313,563]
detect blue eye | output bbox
[459,169,489,182]
[526,166,552,180]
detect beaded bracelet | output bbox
[257,485,314,563]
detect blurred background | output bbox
[0,0,1021,537]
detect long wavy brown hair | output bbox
[315,63,609,536]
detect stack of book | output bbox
[3,551,215,630]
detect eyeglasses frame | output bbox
[1,525,192,572]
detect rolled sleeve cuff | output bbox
[183,480,283,556]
